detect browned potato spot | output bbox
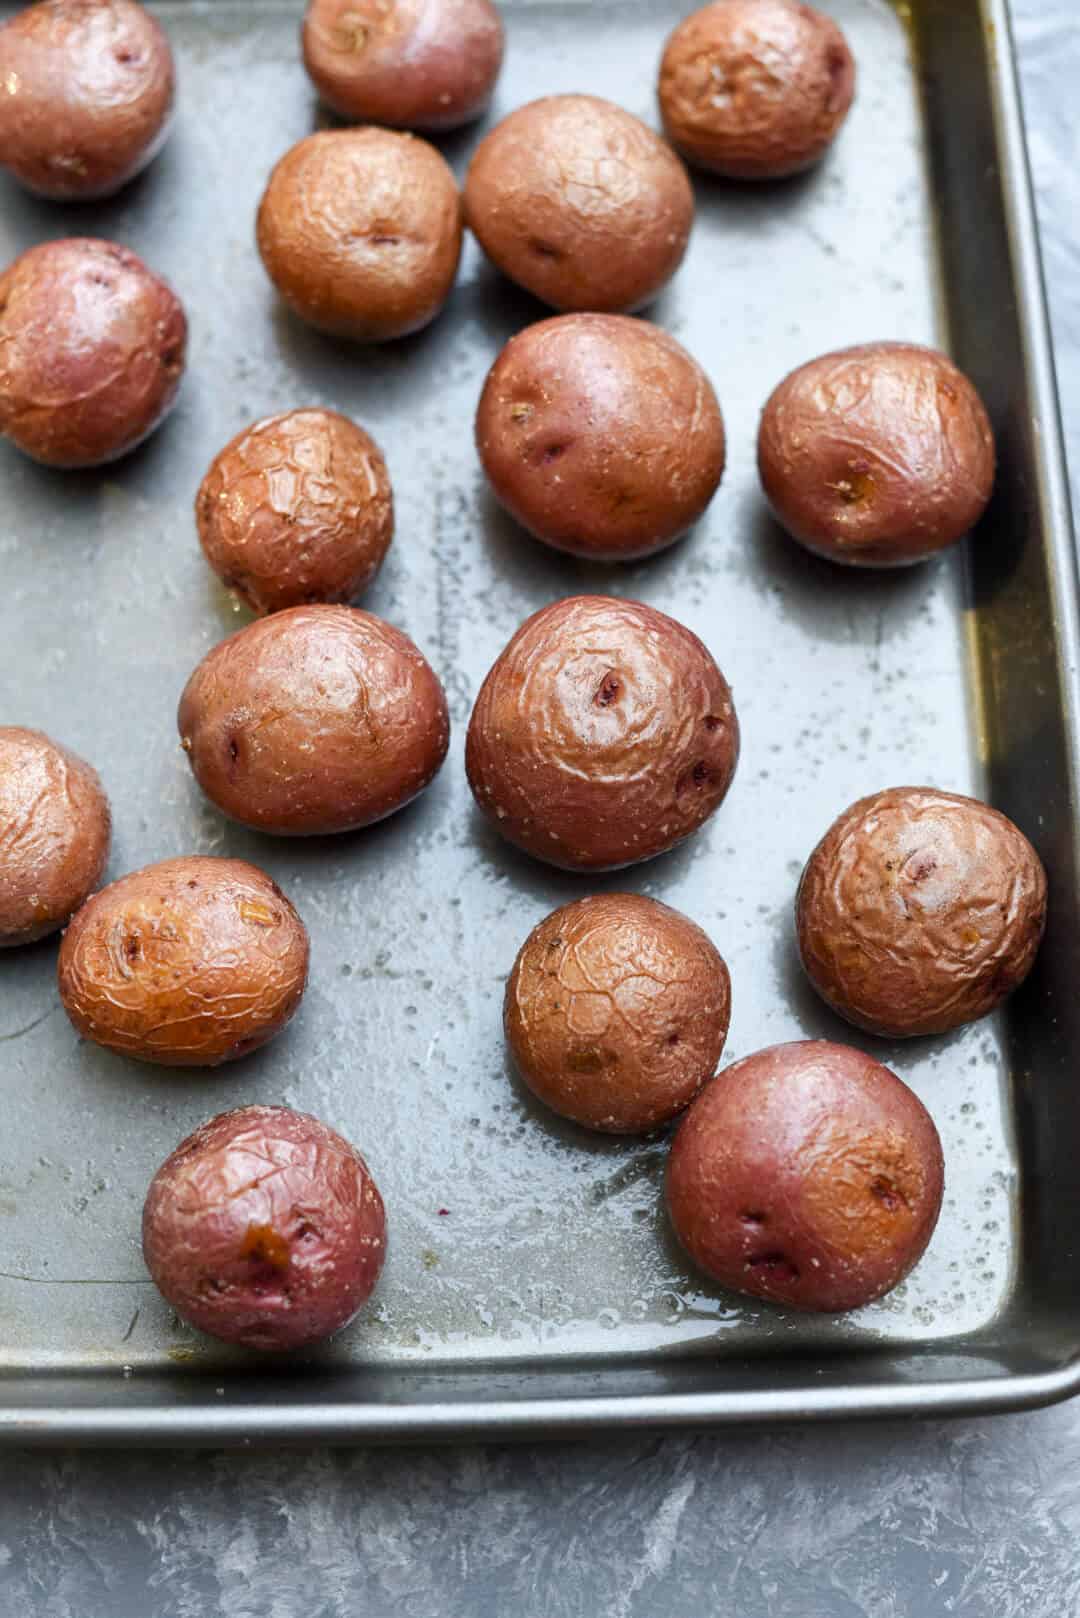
[505,893,731,1133]
[178,604,450,835]
[256,128,463,341]
[58,857,309,1066]
[658,0,855,180]
[796,786,1047,1037]
[142,1105,386,1350]
[302,0,504,131]
[0,0,175,200]
[464,94,694,313]
[196,409,394,615]
[0,727,111,947]
[758,343,995,566]
[476,314,725,561]
[667,1040,944,1312]
[466,595,739,871]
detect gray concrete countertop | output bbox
[2,2,1079,1613]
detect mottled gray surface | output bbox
[2,0,1080,1612]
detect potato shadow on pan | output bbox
[464,797,718,916]
[202,766,455,883]
[766,922,971,1084]
[688,155,833,226]
[305,96,483,172]
[475,483,715,612]
[738,498,948,647]
[459,257,552,351]
[500,1039,677,1167]
[263,292,468,412]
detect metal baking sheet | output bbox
[1,0,1078,1444]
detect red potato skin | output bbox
[476,314,726,561]
[256,129,463,341]
[142,1105,386,1350]
[0,727,110,947]
[57,857,309,1067]
[0,237,187,468]
[0,0,175,200]
[796,786,1048,1038]
[658,0,855,180]
[667,1040,945,1312]
[466,595,739,871]
[178,604,450,835]
[196,409,394,616]
[758,343,996,567]
[302,0,504,131]
[505,894,731,1133]
[463,95,694,314]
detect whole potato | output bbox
[178,604,449,835]
[505,894,731,1133]
[0,727,110,947]
[196,409,393,616]
[0,0,175,200]
[466,595,739,871]
[256,129,462,341]
[58,857,309,1066]
[464,94,694,313]
[0,237,186,468]
[476,314,725,561]
[142,1105,386,1350]
[302,0,504,131]
[758,343,996,566]
[667,1040,944,1312]
[796,786,1047,1038]
[658,0,855,180]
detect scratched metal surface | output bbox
[0,0,1054,1404]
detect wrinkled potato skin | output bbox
[58,857,309,1067]
[505,894,731,1133]
[466,595,739,871]
[0,0,175,200]
[658,0,855,180]
[758,343,996,566]
[302,0,504,131]
[196,409,394,616]
[0,237,186,467]
[0,727,110,947]
[464,95,694,313]
[796,787,1047,1038]
[142,1105,386,1350]
[667,1040,944,1312]
[256,129,463,341]
[178,604,450,835]
[476,315,725,561]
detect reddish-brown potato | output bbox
[464,95,694,313]
[505,894,731,1133]
[58,857,309,1066]
[196,409,394,616]
[667,1040,944,1312]
[0,0,175,200]
[0,727,110,947]
[466,595,739,871]
[476,315,725,561]
[256,129,463,341]
[796,786,1047,1038]
[142,1105,386,1350]
[658,0,855,180]
[302,0,504,131]
[0,237,186,468]
[758,343,996,566]
[178,604,449,835]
